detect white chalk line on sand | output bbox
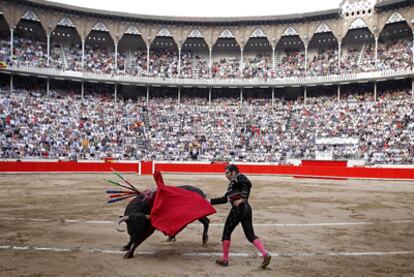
[2,217,414,227]
[0,244,413,257]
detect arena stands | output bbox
[0,0,413,166]
[0,80,412,164]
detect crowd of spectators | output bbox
[275,50,306,78]
[289,89,413,164]
[242,54,273,79]
[0,87,147,160]
[308,48,340,76]
[1,35,412,78]
[212,56,241,79]
[147,49,179,78]
[84,45,115,74]
[180,51,210,79]
[60,43,83,71]
[0,32,10,65]
[117,49,147,76]
[1,85,412,164]
[377,39,413,71]
[12,38,47,67]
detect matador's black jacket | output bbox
[211,174,252,205]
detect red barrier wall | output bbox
[154,162,414,180]
[140,161,154,175]
[0,161,138,173]
[155,162,228,173]
[1,161,414,180]
[301,160,347,167]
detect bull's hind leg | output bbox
[199,217,210,245]
[122,240,132,251]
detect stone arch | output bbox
[282,26,299,37]
[250,28,267,38]
[314,23,332,35]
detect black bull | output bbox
[116,185,210,259]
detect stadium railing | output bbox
[1,65,413,87]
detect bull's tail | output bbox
[115,216,129,232]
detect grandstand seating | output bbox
[0,85,412,164]
[0,0,413,165]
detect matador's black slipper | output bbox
[261,254,271,269]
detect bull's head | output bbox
[115,214,151,232]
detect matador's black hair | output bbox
[225,164,239,174]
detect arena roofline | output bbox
[1,0,412,42]
[1,0,414,90]
[375,0,414,11]
[14,0,414,24]
[18,0,342,24]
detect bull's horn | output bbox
[115,216,129,232]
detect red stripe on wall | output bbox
[1,161,414,180]
[0,161,138,173]
[154,162,414,180]
[301,160,347,167]
[155,162,228,173]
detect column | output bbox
[147,45,150,74]
[81,81,84,101]
[81,39,85,70]
[47,34,51,67]
[208,87,212,106]
[304,45,308,75]
[271,87,275,106]
[374,36,378,67]
[304,87,307,104]
[178,47,181,76]
[240,48,244,75]
[178,87,181,105]
[240,87,243,106]
[10,27,14,63]
[46,79,50,96]
[411,79,413,101]
[272,46,276,73]
[373,82,377,102]
[10,75,13,94]
[338,40,341,73]
[114,42,118,74]
[337,85,341,101]
[114,84,117,102]
[412,31,414,71]
[209,47,212,76]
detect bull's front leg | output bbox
[166,236,176,242]
[124,223,156,259]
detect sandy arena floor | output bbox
[0,173,413,277]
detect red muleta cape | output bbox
[150,171,216,237]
